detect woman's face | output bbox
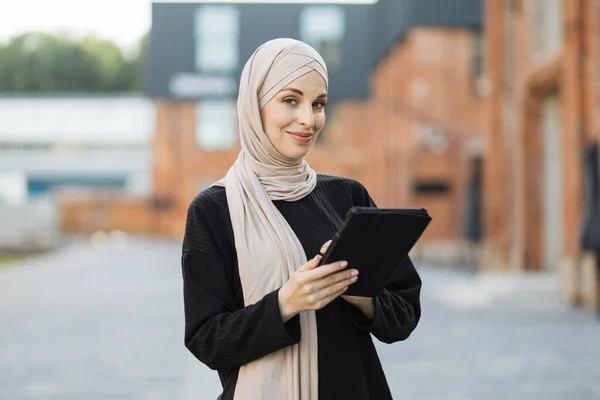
[260,70,327,159]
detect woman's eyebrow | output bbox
[282,87,303,95]
[281,87,328,99]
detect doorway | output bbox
[540,93,563,271]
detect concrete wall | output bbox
[0,199,60,251]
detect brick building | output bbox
[61,1,484,260]
[361,27,486,261]
[146,0,484,250]
[483,0,600,312]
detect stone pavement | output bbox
[0,238,599,400]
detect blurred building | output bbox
[0,94,155,244]
[10,0,595,314]
[0,95,154,198]
[357,0,485,263]
[138,0,483,253]
[483,0,600,312]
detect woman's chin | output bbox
[281,146,311,160]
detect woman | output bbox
[182,38,422,400]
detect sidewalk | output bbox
[0,239,598,399]
[384,266,600,399]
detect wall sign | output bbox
[169,73,238,98]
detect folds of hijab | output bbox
[212,38,328,399]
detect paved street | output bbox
[1,238,599,400]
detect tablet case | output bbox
[318,207,432,297]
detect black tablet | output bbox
[318,207,432,297]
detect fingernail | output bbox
[350,269,359,277]
[340,261,348,268]
[351,276,358,282]
[314,255,321,261]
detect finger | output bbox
[311,268,358,291]
[313,275,356,300]
[317,286,349,309]
[320,240,333,254]
[304,260,347,280]
[297,255,322,272]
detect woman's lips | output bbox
[287,131,313,143]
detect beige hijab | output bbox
[213,39,328,399]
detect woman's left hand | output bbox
[320,240,375,320]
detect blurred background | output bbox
[1,0,600,399]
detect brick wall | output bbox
[483,0,599,312]
[59,194,157,236]
[367,28,486,249]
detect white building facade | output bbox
[0,95,155,202]
[0,95,155,250]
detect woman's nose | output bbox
[297,105,315,128]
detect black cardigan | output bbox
[181,174,422,399]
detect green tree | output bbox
[130,32,149,91]
[111,32,149,92]
[0,32,147,92]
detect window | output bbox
[414,124,449,154]
[471,29,487,98]
[504,2,517,92]
[195,101,237,151]
[471,30,484,78]
[412,180,452,195]
[503,1,518,132]
[529,0,563,60]
[0,142,52,152]
[194,6,240,72]
[300,6,345,71]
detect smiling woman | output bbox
[181,38,422,400]
[260,71,328,159]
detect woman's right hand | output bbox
[278,250,359,322]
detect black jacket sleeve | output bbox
[344,256,422,343]
[344,180,423,343]
[182,194,301,371]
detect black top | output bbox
[181,175,422,400]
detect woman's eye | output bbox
[284,98,298,106]
[313,101,326,110]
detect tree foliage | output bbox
[0,32,147,92]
